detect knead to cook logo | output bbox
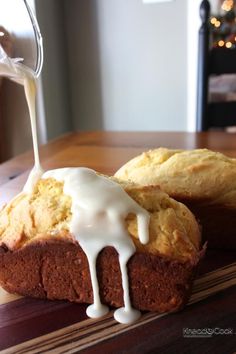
[183,327,234,338]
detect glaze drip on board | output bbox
[0,48,151,324]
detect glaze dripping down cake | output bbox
[0,169,202,317]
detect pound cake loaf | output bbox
[115,148,236,249]
[0,173,202,315]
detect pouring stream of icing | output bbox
[0,48,150,324]
[0,47,43,192]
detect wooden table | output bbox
[0,131,235,353]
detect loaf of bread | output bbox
[115,148,236,249]
[0,176,202,314]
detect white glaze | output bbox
[43,168,150,323]
[0,48,43,192]
[0,48,151,324]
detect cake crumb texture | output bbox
[0,240,198,313]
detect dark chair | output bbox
[196,0,236,131]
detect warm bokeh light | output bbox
[215,20,221,28]
[210,17,217,25]
[226,41,232,48]
[218,40,225,47]
[222,0,234,11]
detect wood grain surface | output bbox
[0,131,236,353]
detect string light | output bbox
[222,0,234,11]
[213,1,236,48]
[226,41,232,48]
[210,17,217,25]
[218,40,225,47]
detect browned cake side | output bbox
[172,197,236,250]
[0,238,201,313]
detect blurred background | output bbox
[0,0,234,161]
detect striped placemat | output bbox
[1,262,236,354]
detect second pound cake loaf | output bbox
[115,148,236,249]
[0,170,202,318]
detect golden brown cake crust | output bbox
[0,178,201,263]
[0,175,202,312]
[115,148,236,249]
[0,238,202,313]
[115,148,236,206]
